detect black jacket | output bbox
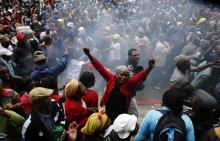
[125,60,145,93]
[23,108,56,141]
[23,99,65,141]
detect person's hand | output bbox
[3,103,13,109]
[67,121,78,141]
[214,60,220,65]
[83,48,90,56]
[0,106,10,118]
[148,59,155,69]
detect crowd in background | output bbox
[1,0,220,140]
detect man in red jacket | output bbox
[83,48,155,122]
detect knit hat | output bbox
[29,87,53,101]
[174,55,191,65]
[81,108,109,135]
[0,35,10,44]
[34,51,46,62]
[65,79,79,97]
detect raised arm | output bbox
[191,60,219,72]
[50,49,69,76]
[83,48,113,81]
[127,59,155,87]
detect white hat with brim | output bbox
[113,114,137,139]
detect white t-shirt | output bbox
[154,41,170,67]
[109,42,121,62]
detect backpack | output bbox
[153,110,186,141]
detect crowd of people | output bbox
[1,0,220,140]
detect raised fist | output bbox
[148,59,156,69]
[83,48,90,56]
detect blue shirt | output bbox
[134,106,195,141]
[31,55,68,80]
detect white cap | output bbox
[0,45,13,56]
[78,27,86,36]
[67,22,74,28]
[113,114,137,139]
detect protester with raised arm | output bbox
[83,48,155,122]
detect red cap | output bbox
[16,33,25,40]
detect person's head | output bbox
[215,82,220,95]
[30,39,39,49]
[29,87,53,113]
[18,76,35,93]
[78,27,86,37]
[115,65,131,84]
[179,82,194,99]
[16,33,26,43]
[112,34,121,42]
[0,35,10,48]
[81,108,110,135]
[192,89,217,117]
[137,27,144,37]
[128,48,140,64]
[43,35,53,46]
[113,114,138,139]
[0,65,11,82]
[158,33,166,42]
[79,71,95,88]
[206,52,218,63]
[191,36,200,46]
[162,88,184,115]
[65,79,86,100]
[0,44,13,61]
[33,51,47,65]
[174,55,191,73]
[36,75,57,90]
